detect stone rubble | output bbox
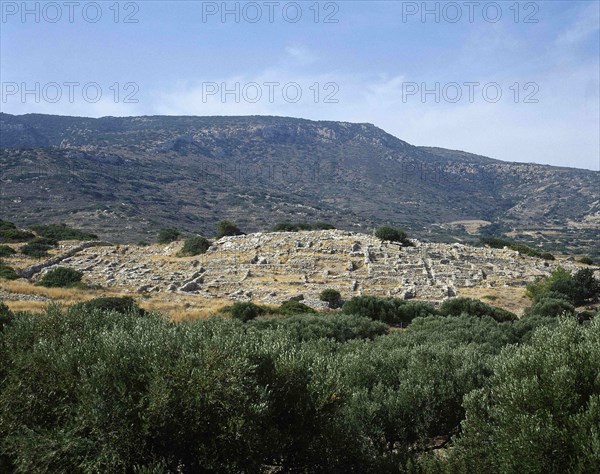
[30,230,591,306]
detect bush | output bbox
[157,228,180,244]
[249,313,388,342]
[526,267,573,300]
[523,297,576,318]
[0,219,16,231]
[0,301,14,331]
[216,220,243,238]
[454,318,600,473]
[574,268,600,302]
[72,297,143,315]
[549,278,584,306]
[177,236,210,257]
[579,256,594,265]
[0,245,16,257]
[438,297,517,322]
[0,263,18,280]
[36,267,83,288]
[0,228,35,243]
[319,289,342,308]
[277,300,316,315]
[20,237,58,258]
[374,226,413,246]
[480,236,553,260]
[29,223,97,241]
[342,296,436,325]
[228,302,267,322]
[272,222,336,232]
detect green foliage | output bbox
[574,268,600,303]
[216,220,243,238]
[480,236,554,259]
[177,236,210,257]
[0,305,515,472]
[579,256,594,265]
[226,301,267,322]
[277,300,317,315]
[319,288,342,308]
[272,222,336,232]
[0,300,14,331]
[29,223,97,241]
[526,267,573,300]
[374,226,413,246]
[36,267,83,288]
[0,219,16,231]
[0,245,16,257]
[523,297,576,318]
[527,268,599,307]
[438,297,517,322]
[249,313,388,342]
[0,228,35,243]
[0,263,19,281]
[157,228,180,244]
[342,296,436,325]
[20,236,59,258]
[454,318,600,473]
[72,297,143,315]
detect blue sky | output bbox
[1,1,599,170]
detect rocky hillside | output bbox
[1,113,598,255]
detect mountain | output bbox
[1,113,598,255]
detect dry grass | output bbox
[457,286,531,316]
[3,300,48,313]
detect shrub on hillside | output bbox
[224,302,267,322]
[374,226,413,246]
[0,263,18,281]
[272,222,336,232]
[216,220,243,238]
[249,313,388,342]
[36,267,83,288]
[523,297,576,318]
[0,245,16,257]
[574,268,600,302]
[342,296,436,325]
[72,296,143,315]
[480,237,553,260]
[157,228,181,244]
[0,301,14,331]
[20,237,58,258]
[319,289,343,308]
[526,267,572,300]
[0,228,35,243]
[177,236,210,257]
[29,223,97,241]
[578,256,594,265]
[438,297,517,322]
[277,300,316,315]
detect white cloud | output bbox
[556,2,600,46]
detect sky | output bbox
[1,0,599,170]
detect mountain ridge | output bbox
[1,113,598,256]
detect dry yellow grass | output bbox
[457,286,531,316]
[3,300,48,313]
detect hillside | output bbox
[1,113,598,255]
